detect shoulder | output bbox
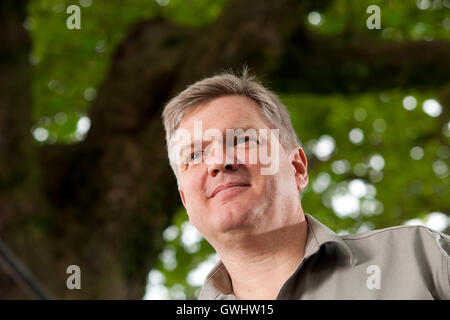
[340,223,450,259]
[339,224,450,298]
[342,224,450,243]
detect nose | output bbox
[206,143,239,177]
[207,161,239,177]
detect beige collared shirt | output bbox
[198,214,450,300]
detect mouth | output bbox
[210,183,251,198]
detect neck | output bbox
[214,213,308,300]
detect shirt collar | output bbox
[303,214,356,266]
[198,213,355,299]
[198,260,234,299]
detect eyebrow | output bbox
[179,140,203,154]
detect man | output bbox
[162,70,450,300]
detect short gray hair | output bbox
[162,68,300,178]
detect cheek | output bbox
[278,161,298,194]
[243,165,270,197]
[259,159,295,196]
[180,168,207,207]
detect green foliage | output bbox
[152,90,449,299]
[152,207,216,299]
[26,0,449,300]
[309,0,450,41]
[283,91,449,231]
[158,0,228,28]
[28,0,158,142]
[28,0,228,144]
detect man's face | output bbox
[175,95,308,244]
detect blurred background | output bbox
[0,0,449,299]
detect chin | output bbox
[211,205,252,233]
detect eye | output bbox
[236,136,249,145]
[189,151,202,162]
[235,136,258,146]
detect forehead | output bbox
[178,95,270,131]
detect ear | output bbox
[291,147,308,191]
[178,188,187,207]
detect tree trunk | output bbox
[0,0,449,299]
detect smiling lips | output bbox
[210,182,251,198]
